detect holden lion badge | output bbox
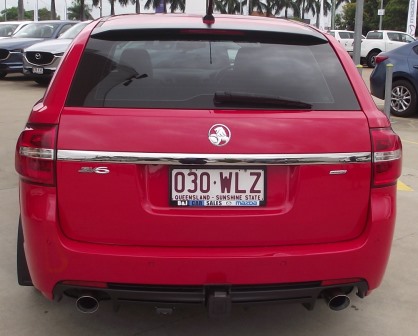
[208,124,231,146]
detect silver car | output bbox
[23,21,91,85]
[0,21,32,39]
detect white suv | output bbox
[328,30,356,55]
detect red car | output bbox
[15,12,402,317]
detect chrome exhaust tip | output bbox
[76,295,99,313]
[323,289,351,311]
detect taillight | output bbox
[371,128,402,187]
[15,125,57,186]
[375,55,388,64]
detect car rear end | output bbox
[16,15,401,316]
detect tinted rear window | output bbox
[66,31,360,110]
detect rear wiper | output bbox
[214,91,312,109]
[123,73,148,86]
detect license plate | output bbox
[32,67,43,74]
[170,167,265,207]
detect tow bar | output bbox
[207,288,232,318]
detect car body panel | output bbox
[16,14,400,311]
[56,108,371,246]
[20,180,396,299]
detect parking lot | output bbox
[1,70,418,335]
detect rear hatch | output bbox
[56,25,371,247]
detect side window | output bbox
[404,34,415,43]
[387,33,397,41]
[367,32,383,39]
[339,32,349,39]
[348,32,354,38]
[329,31,335,37]
[57,24,73,37]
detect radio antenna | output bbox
[203,0,215,25]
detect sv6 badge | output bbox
[78,167,110,174]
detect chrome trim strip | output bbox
[57,150,371,166]
[20,147,54,160]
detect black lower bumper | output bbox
[53,280,368,315]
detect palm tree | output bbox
[169,0,185,12]
[248,0,268,15]
[68,0,94,20]
[263,0,280,16]
[109,0,116,15]
[51,0,57,19]
[275,0,300,18]
[144,0,186,13]
[297,0,316,19]
[135,0,141,13]
[144,0,167,13]
[118,0,140,13]
[214,0,241,14]
[313,0,331,27]
[18,0,24,20]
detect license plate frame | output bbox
[169,166,266,207]
[32,67,44,74]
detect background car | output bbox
[327,30,356,55]
[0,20,78,79]
[23,21,91,85]
[0,21,32,39]
[15,13,401,317]
[370,41,418,117]
[361,30,415,67]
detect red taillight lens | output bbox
[15,125,57,186]
[372,128,402,187]
[375,55,388,64]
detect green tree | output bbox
[276,0,300,18]
[363,0,380,33]
[264,0,280,16]
[118,0,141,13]
[312,0,331,27]
[297,0,317,19]
[144,0,167,12]
[248,0,268,14]
[383,0,409,32]
[340,2,356,30]
[214,0,241,14]
[68,0,94,20]
[0,7,32,21]
[27,8,60,21]
[334,13,345,29]
[168,0,186,12]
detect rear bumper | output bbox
[53,280,369,311]
[20,181,397,304]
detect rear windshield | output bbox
[66,31,360,110]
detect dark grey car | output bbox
[23,21,91,85]
[0,21,78,79]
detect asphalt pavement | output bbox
[0,72,417,336]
